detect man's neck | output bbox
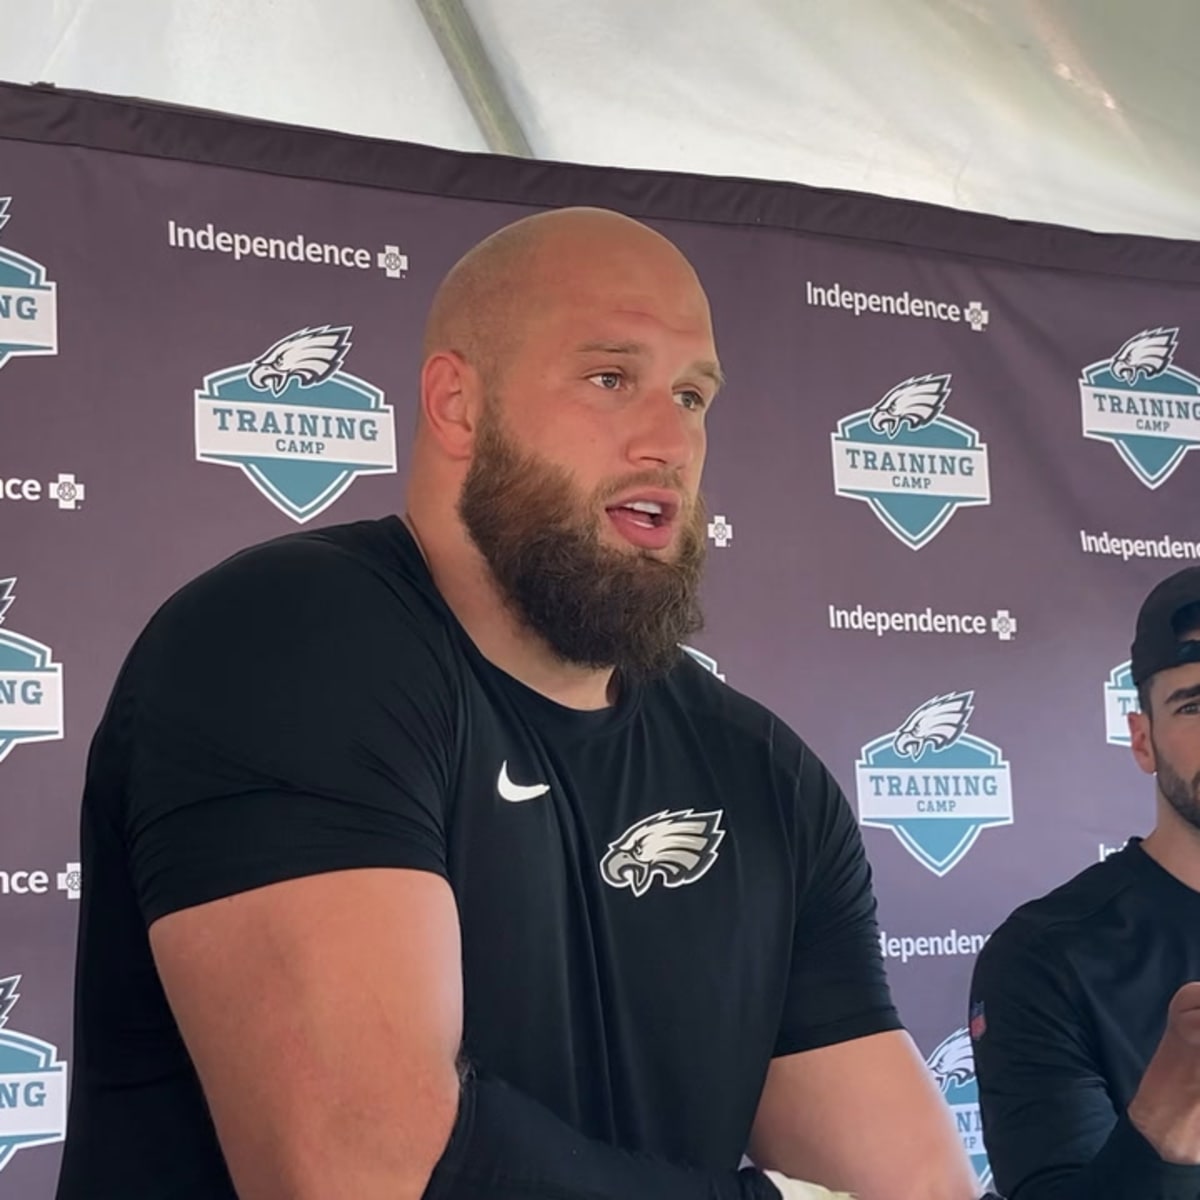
[402,511,616,712]
[1141,804,1200,893]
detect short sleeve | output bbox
[773,744,901,1056]
[121,535,458,925]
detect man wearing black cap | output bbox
[970,566,1200,1199]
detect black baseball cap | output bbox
[1131,566,1200,686]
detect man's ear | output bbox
[420,351,484,460]
[1129,708,1157,777]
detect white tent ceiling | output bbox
[4,0,1200,240]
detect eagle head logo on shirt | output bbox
[893,692,974,761]
[1110,326,1178,385]
[246,325,353,395]
[867,374,951,438]
[600,809,725,898]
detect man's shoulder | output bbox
[653,653,828,786]
[980,849,1140,973]
[136,516,452,673]
[658,650,783,745]
[168,516,435,618]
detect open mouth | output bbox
[606,499,672,528]
[604,493,681,549]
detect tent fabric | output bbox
[3,0,1200,239]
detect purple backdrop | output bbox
[3,81,1200,1196]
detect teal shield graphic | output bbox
[1104,661,1138,747]
[927,1029,992,1190]
[0,1030,67,1171]
[1080,358,1200,488]
[832,412,989,549]
[0,246,57,370]
[196,365,395,523]
[0,630,63,764]
[857,730,1012,876]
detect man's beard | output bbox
[458,403,706,682]
[1155,734,1200,831]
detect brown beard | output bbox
[1154,733,1200,831]
[458,401,706,681]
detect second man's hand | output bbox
[1128,981,1200,1164]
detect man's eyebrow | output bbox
[695,361,726,391]
[1164,682,1200,707]
[574,341,726,390]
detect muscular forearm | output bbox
[423,1073,780,1200]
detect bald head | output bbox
[422,207,708,386]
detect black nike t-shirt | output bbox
[970,840,1200,1200]
[56,517,900,1198]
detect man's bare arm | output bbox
[151,866,790,1200]
[150,868,463,1200]
[748,1030,979,1200]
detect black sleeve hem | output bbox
[773,1005,904,1058]
[134,791,447,926]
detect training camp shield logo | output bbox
[926,1028,992,1190]
[0,199,59,371]
[0,976,68,1173]
[855,692,1013,876]
[1080,327,1200,488]
[831,374,991,549]
[0,580,64,766]
[600,809,725,898]
[1104,660,1139,747]
[195,325,397,523]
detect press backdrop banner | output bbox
[3,81,1200,1196]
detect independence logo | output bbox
[926,1028,992,1190]
[0,580,64,766]
[855,692,1013,876]
[0,976,68,1173]
[1104,660,1139,747]
[831,374,991,549]
[1080,327,1200,488]
[195,325,397,523]
[0,199,59,371]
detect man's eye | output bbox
[589,372,623,390]
[677,390,707,412]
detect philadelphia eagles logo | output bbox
[928,1028,975,1090]
[0,578,13,624]
[600,809,725,898]
[893,692,974,760]
[1110,327,1178,384]
[867,374,951,437]
[247,325,352,395]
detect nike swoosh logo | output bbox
[497,760,550,803]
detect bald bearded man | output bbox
[56,209,981,1200]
